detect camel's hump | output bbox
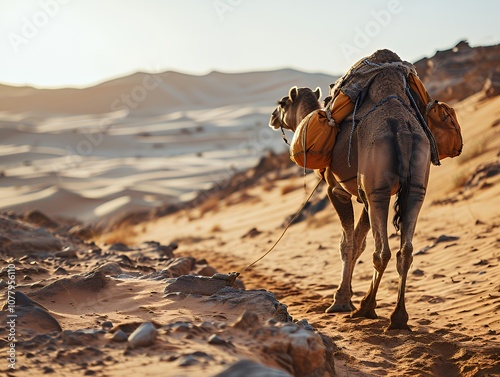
[367,49,402,64]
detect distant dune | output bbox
[0,68,336,221]
[0,69,337,115]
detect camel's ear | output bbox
[314,87,321,100]
[289,86,298,102]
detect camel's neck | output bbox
[290,101,320,131]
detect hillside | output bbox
[0,69,336,115]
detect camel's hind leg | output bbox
[387,184,426,330]
[351,188,392,319]
[388,143,429,330]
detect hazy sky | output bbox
[1,0,499,88]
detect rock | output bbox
[206,288,292,323]
[162,257,196,277]
[138,241,177,259]
[435,235,460,244]
[62,330,102,345]
[208,334,229,346]
[128,322,157,348]
[286,328,326,376]
[252,322,331,377]
[414,41,500,103]
[111,329,128,342]
[176,355,200,367]
[412,269,425,276]
[101,321,113,330]
[481,71,500,98]
[30,270,109,299]
[163,274,239,296]
[215,360,292,377]
[68,224,94,240]
[55,246,78,259]
[108,243,131,252]
[93,262,122,276]
[196,265,218,277]
[1,291,61,335]
[1,222,63,257]
[241,227,262,239]
[296,319,315,332]
[232,311,260,330]
[54,267,68,275]
[43,366,55,374]
[23,210,58,229]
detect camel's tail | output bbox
[389,118,412,232]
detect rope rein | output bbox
[239,177,323,274]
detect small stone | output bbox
[214,360,291,377]
[55,246,77,259]
[102,321,113,330]
[177,355,200,367]
[54,267,68,275]
[208,334,228,346]
[93,262,122,276]
[128,322,157,348]
[296,319,315,331]
[241,227,262,239]
[68,224,94,240]
[473,259,488,266]
[112,329,128,343]
[0,279,7,289]
[197,265,218,277]
[415,245,431,255]
[109,243,131,252]
[24,210,58,229]
[232,311,260,330]
[412,269,425,276]
[435,235,460,244]
[43,366,55,374]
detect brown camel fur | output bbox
[269,50,431,330]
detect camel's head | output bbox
[269,86,321,132]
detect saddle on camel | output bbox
[287,52,463,170]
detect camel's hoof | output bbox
[325,302,356,313]
[386,322,411,331]
[350,308,378,319]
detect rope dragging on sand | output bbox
[238,177,323,275]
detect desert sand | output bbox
[1,42,500,376]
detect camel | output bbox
[269,50,431,330]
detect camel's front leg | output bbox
[325,188,356,313]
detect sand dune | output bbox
[0,69,336,222]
